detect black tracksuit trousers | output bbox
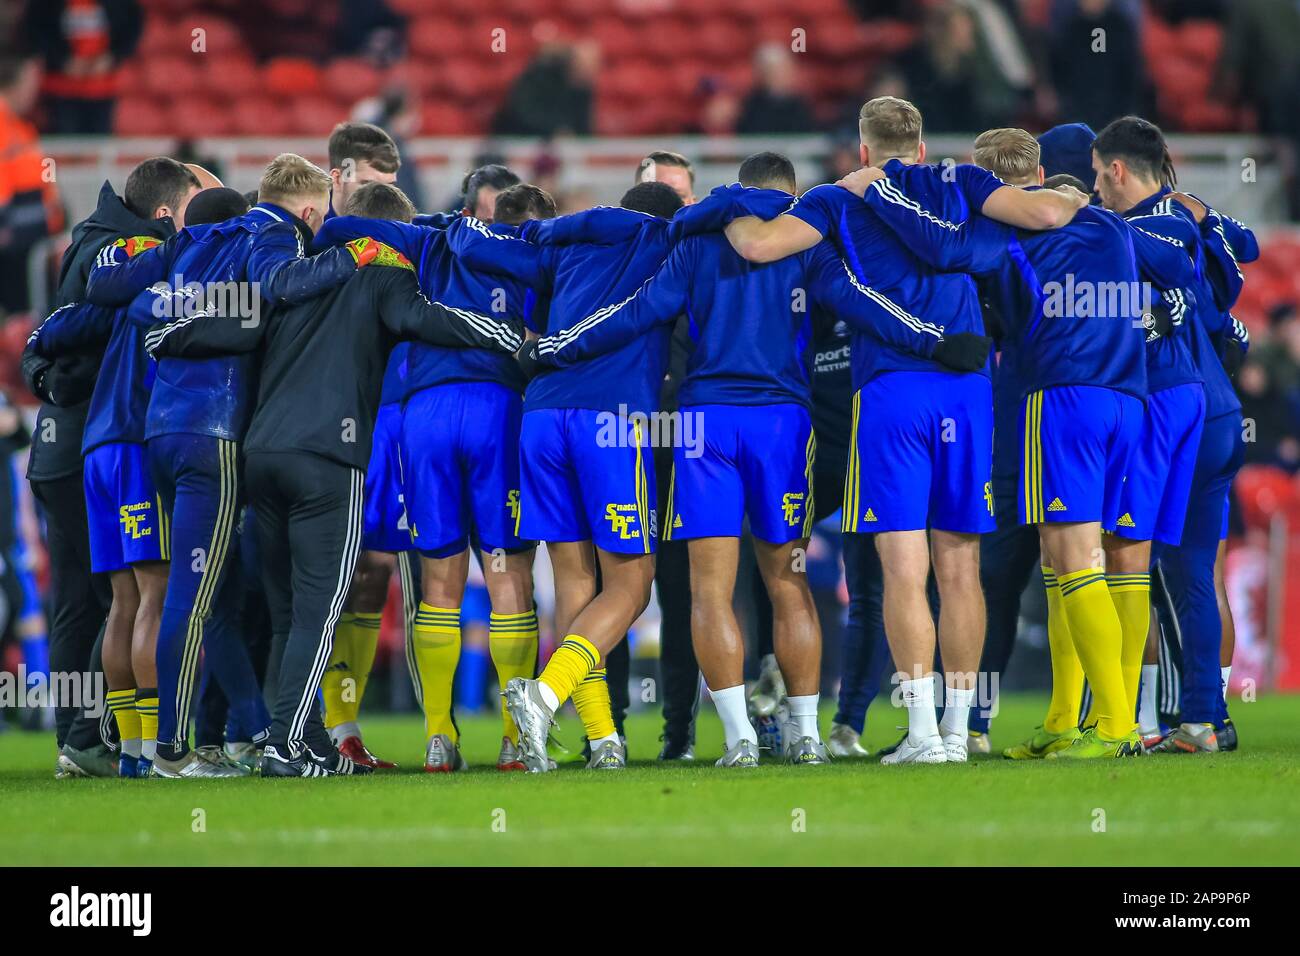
[246,451,364,760]
[31,474,112,750]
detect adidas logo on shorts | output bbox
[864,508,877,522]
[1117,513,1136,528]
[1047,497,1067,513]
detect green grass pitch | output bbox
[2,691,1297,866]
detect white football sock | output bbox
[938,684,974,738]
[329,720,360,746]
[141,737,157,762]
[711,684,757,749]
[1138,663,1159,734]
[589,732,621,750]
[899,676,939,744]
[1221,666,1231,703]
[786,694,821,742]
[537,681,560,713]
[121,737,142,759]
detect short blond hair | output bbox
[972,128,1041,185]
[858,96,923,158]
[258,153,331,207]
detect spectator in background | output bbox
[493,41,597,137]
[1237,358,1300,473]
[351,88,426,211]
[0,55,64,314]
[234,0,340,61]
[1217,0,1300,216]
[1048,0,1144,133]
[736,44,815,134]
[21,0,141,134]
[1252,305,1300,401]
[895,2,1015,133]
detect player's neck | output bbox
[1123,178,1164,212]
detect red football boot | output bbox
[337,735,397,769]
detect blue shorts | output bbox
[84,441,168,573]
[1113,382,1206,544]
[362,401,411,552]
[665,403,814,544]
[519,407,656,554]
[842,370,994,534]
[404,382,528,559]
[1021,385,1144,529]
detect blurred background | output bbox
[1,0,1298,726]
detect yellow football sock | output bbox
[538,633,600,711]
[1107,572,1151,722]
[349,611,382,717]
[106,688,141,755]
[570,668,617,742]
[413,603,461,740]
[489,609,539,742]
[1042,567,1085,734]
[322,612,356,729]
[135,688,159,761]
[1058,567,1130,740]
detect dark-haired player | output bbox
[529,152,991,765]
[320,121,405,769]
[25,187,258,778]
[316,179,552,773]
[1090,116,1257,754]
[446,180,684,772]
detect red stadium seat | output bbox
[590,19,642,61]
[291,96,348,136]
[232,95,295,135]
[695,18,754,62]
[141,56,205,98]
[137,18,192,56]
[409,17,469,57]
[191,17,242,56]
[114,96,173,135]
[173,97,236,138]
[323,58,386,102]
[200,54,262,99]
[263,57,322,97]
[419,102,474,135]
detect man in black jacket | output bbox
[147,182,525,776]
[22,158,200,776]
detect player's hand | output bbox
[39,354,100,406]
[367,241,414,270]
[345,237,379,267]
[836,166,886,198]
[1222,337,1245,377]
[516,340,543,380]
[1053,183,1090,209]
[1169,191,1207,224]
[1141,303,1173,342]
[932,333,992,372]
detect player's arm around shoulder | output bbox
[374,263,523,354]
[84,233,172,307]
[724,187,825,264]
[981,182,1087,231]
